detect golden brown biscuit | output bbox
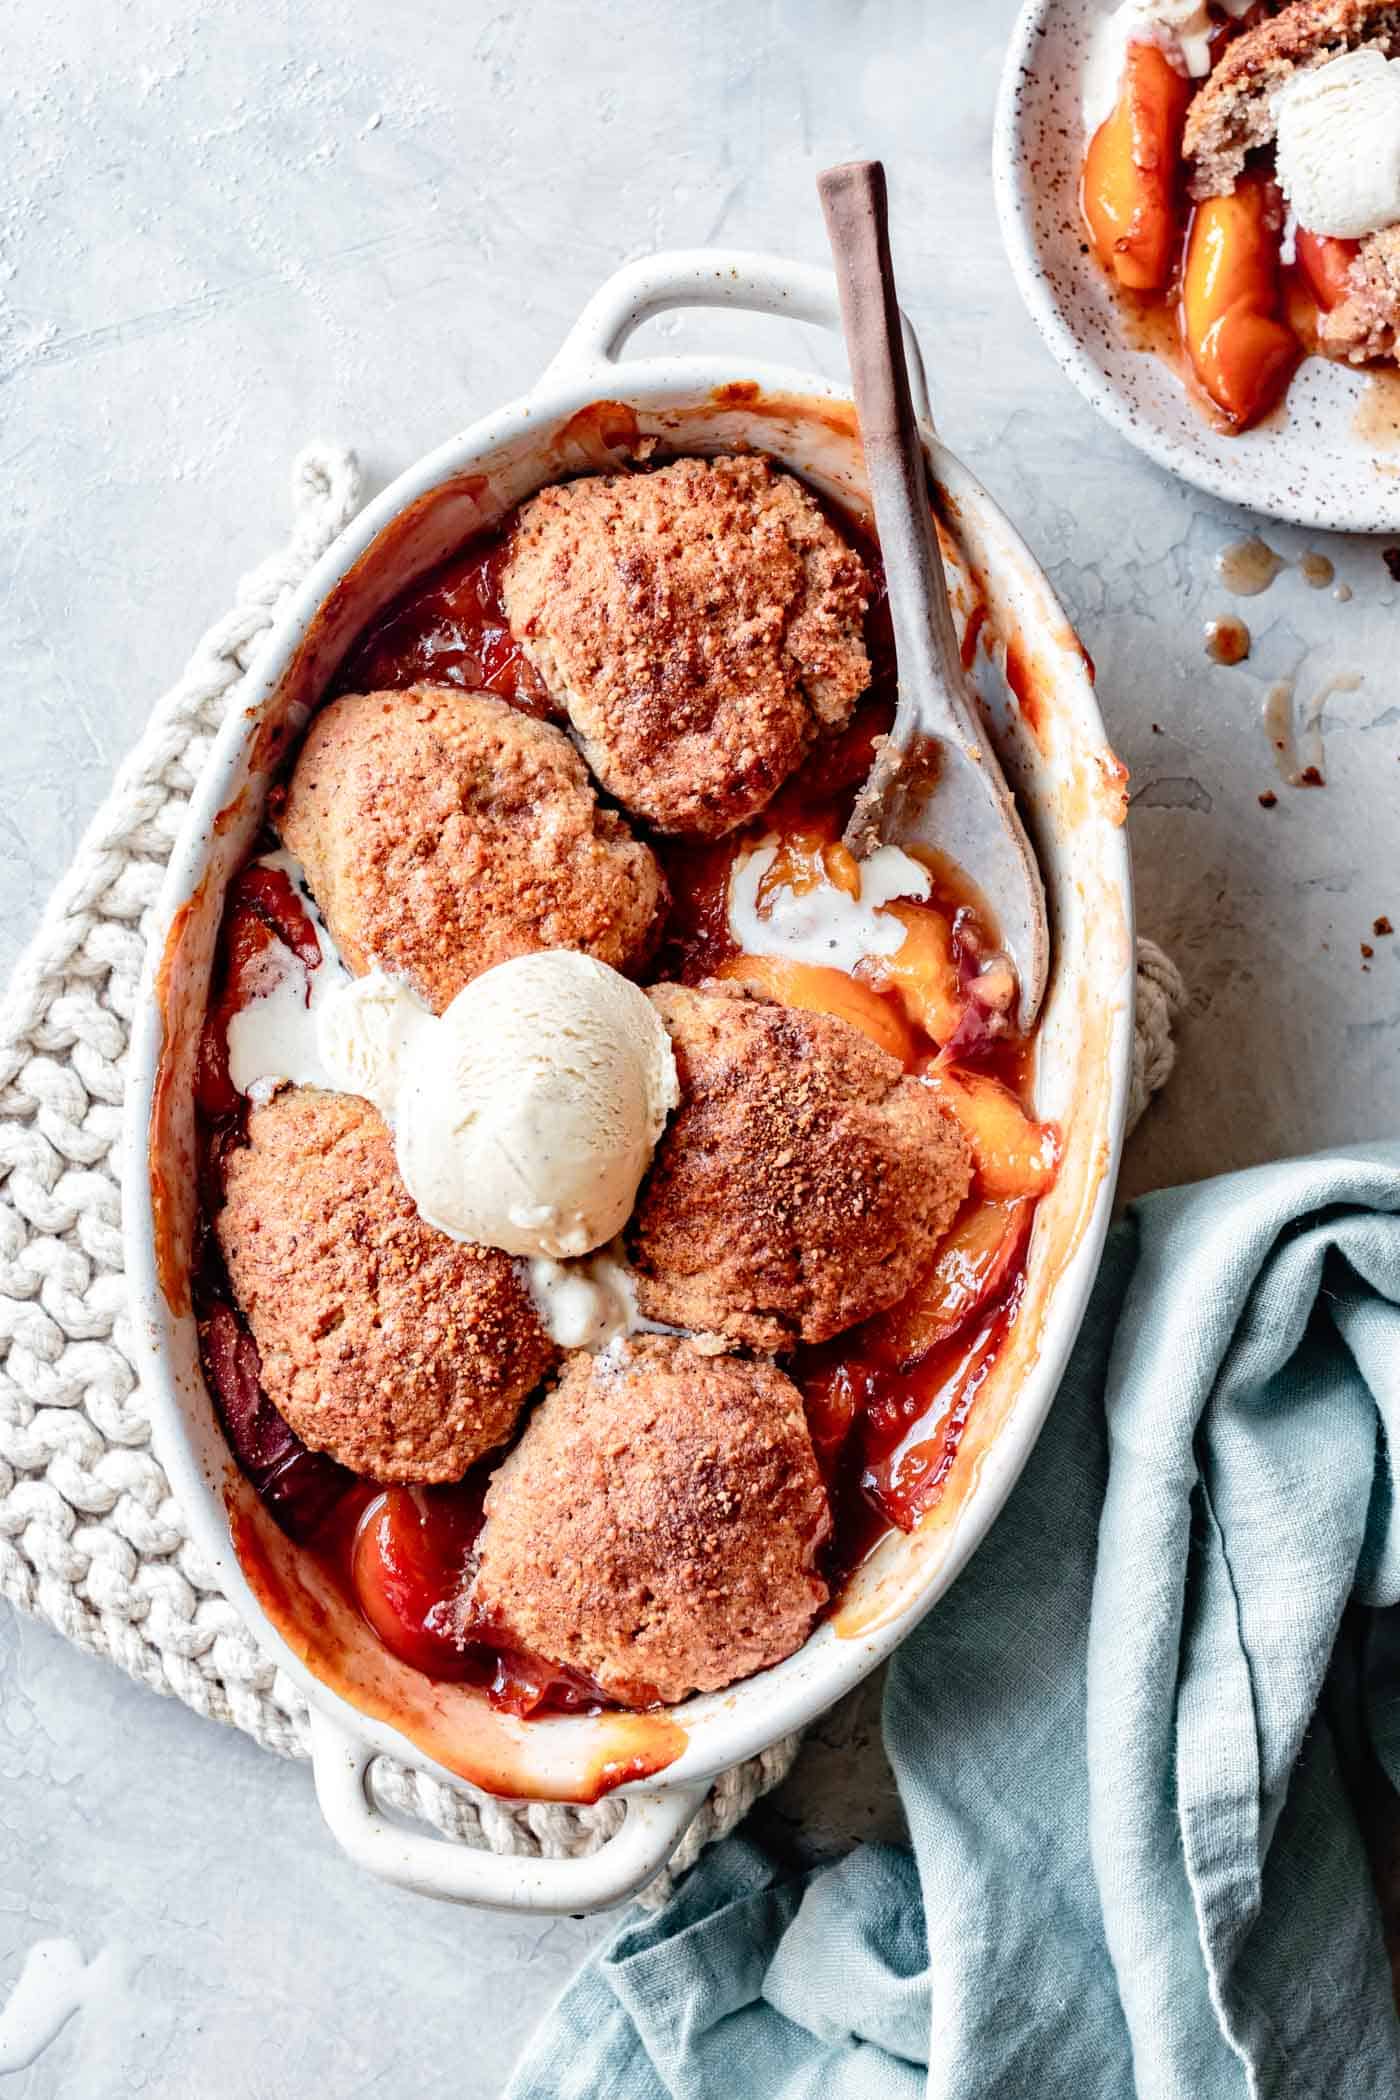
[216,1088,556,1482]
[500,456,871,836]
[468,1337,830,1707]
[630,981,973,1350]
[1319,222,1400,359]
[279,684,664,1014]
[1184,0,1400,198]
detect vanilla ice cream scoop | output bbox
[1275,49,1400,241]
[316,967,432,1116]
[388,952,678,1259]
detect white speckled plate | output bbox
[993,0,1400,533]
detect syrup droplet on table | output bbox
[1204,614,1250,665]
[1263,680,1298,781]
[1299,552,1335,590]
[1263,668,1363,790]
[1217,536,1285,597]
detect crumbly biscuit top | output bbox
[468,1336,830,1706]
[1184,0,1400,198]
[216,1088,556,1482]
[629,980,973,1349]
[280,684,664,1013]
[500,455,871,836]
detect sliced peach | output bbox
[755,828,861,905]
[1295,229,1360,313]
[756,831,824,903]
[717,954,915,1066]
[1081,41,1192,292]
[922,1067,1059,1199]
[874,1197,1033,1368]
[799,1356,864,1473]
[1283,263,1322,351]
[351,1487,482,1681]
[1182,175,1300,429]
[868,901,962,1047]
[821,839,863,898]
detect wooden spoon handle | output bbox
[817,159,965,739]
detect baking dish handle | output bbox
[309,1709,709,1915]
[542,248,933,427]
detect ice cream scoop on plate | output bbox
[1273,47,1400,241]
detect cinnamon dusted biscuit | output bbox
[216,1088,556,1482]
[501,455,871,836]
[468,1337,830,1707]
[630,980,973,1349]
[280,684,664,1013]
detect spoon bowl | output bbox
[819,159,1051,1034]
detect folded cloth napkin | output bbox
[507,1142,1400,2100]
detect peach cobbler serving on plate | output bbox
[1082,0,1400,429]
[193,451,1057,1719]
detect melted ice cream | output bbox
[224,851,350,1100]
[524,1243,678,1351]
[0,1940,111,2074]
[316,967,432,1118]
[727,838,931,972]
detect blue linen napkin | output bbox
[506,1144,1400,2100]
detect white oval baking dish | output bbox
[122,249,1135,1915]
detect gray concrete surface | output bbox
[2,0,1396,2090]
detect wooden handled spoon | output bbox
[818,159,1049,1034]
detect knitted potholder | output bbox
[0,446,1185,1890]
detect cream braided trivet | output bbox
[0,444,1182,1894]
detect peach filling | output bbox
[1080,25,1377,432]
[199,492,1059,1703]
